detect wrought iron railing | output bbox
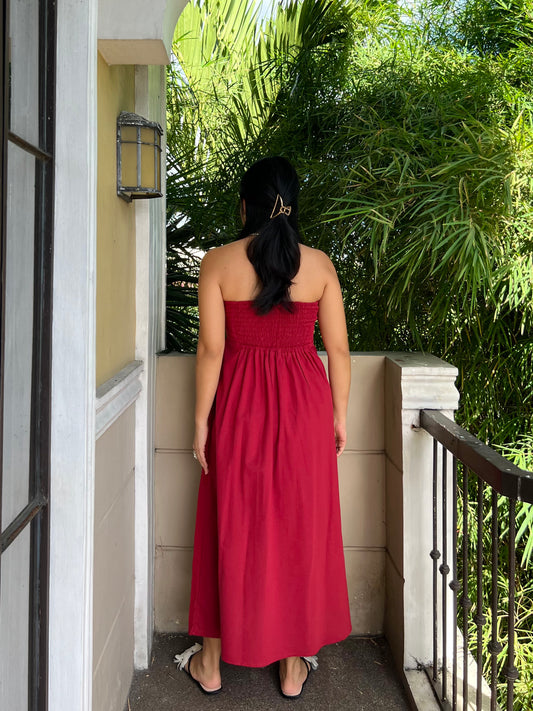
[419,409,533,711]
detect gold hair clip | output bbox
[270,193,292,219]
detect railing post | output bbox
[384,353,459,704]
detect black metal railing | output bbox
[420,409,533,711]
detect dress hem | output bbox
[187,625,353,668]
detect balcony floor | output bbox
[126,634,412,710]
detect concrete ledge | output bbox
[386,352,459,415]
[404,670,440,710]
[96,360,143,438]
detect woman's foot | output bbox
[186,648,222,692]
[174,638,222,694]
[279,656,311,698]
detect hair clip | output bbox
[270,193,292,219]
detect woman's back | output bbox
[208,237,332,304]
[200,237,348,361]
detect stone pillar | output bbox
[384,353,459,692]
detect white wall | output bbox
[133,63,167,669]
[49,1,98,709]
[93,404,136,711]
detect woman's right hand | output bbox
[334,420,347,456]
[193,421,209,474]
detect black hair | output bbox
[238,156,302,314]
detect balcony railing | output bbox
[420,409,533,711]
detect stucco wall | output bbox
[93,405,136,711]
[92,53,137,711]
[153,353,387,636]
[96,53,136,387]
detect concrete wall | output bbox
[93,405,136,711]
[96,53,136,387]
[153,352,388,635]
[92,52,138,711]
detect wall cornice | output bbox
[97,0,189,64]
[386,352,460,414]
[96,360,143,438]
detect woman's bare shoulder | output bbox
[289,244,337,301]
[300,244,335,271]
[201,240,246,265]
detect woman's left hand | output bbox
[334,419,347,457]
[193,422,209,474]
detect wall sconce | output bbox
[116,111,163,202]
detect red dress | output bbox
[188,300,351,667]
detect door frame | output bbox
[48,0,97,709]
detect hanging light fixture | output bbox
[116,111,163,202]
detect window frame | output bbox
[0,1,56,708]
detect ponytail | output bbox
[238,157,302,314]
[246,216,301,314]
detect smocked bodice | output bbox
[224,300,318,349]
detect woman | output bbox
[174,157,352,699]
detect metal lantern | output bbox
[116,111,163,202]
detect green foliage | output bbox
[165,0,369,343]
[421,0,533,55]
[498,438,533,567]
[166,0,533,443]
[321,41,533,444]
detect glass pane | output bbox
[139,127,154,145]
[9,0,40,146]
[2,141,35,528]
[0,525,31,710]
[140,143,157,190]
[121,141,138,189]
[120,125,138,143]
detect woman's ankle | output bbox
[201,637,221,667]
[281,656,300,670]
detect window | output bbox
[0,2,56,709]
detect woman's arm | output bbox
[317,255,351,456]
[193,250,226,473]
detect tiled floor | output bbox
[125,634,412,710]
